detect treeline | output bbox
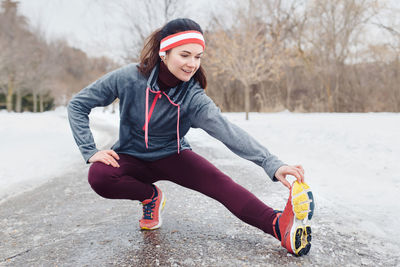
[202,0,400,114]
[0,0,117,112]
[1,0,400,114]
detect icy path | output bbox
[1,109,399,254]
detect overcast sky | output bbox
[16,0,400,62]
[17,0,217,60]
[18,0,116,57]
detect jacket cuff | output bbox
[262,158,286,181]
[81,148,99,163]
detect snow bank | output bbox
[0,107,119,203]
[186,112,400,246]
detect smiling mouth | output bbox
[182,69,193,74]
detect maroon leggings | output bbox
[88,150,276,236]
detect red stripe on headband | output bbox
[160,38,205,52]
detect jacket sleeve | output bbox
[67,69,119,163]
[189,91,285,181]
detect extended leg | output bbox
[149,150,277,235]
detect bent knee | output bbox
[88,162,116,199]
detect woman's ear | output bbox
[159,51,166,63]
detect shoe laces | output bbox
[142,198,156,220]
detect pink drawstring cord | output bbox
[143,90,161,132]
[143,87,181,153]
[144,87,150,149]
[162,91,181,154]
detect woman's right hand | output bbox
[275,165,305,189]
[88,150,120,168]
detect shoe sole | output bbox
[290,182,314,256]
[141,192,166,231]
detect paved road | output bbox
[1,138,398,266]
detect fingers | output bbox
[275,165,306,189]
[109,150,120,161]
[275,166,291,189]
[103,150,120,167]
[287,167,304,183]
[101,156,119,168]
[275,172,291,189]
[281,178,291,189]
[90,150,120,168]
[295,165,305,176]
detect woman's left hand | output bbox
[275,165,305,189]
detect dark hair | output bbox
[138,18,207,89]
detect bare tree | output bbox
[94,0,188,63]
[258,0,305,111]
[371,4,400,111]
[0,0,30,112]
[297,0,381,112]
[24,28,54,112]
[206,0,286,119]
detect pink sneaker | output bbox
[273,181,314,256]
[139,185,166,230]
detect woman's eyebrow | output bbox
[181,50,204,56]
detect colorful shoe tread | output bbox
[276,181,315,256]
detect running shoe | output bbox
[139,185,166,230]
[273,181,314,256]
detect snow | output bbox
[187,112,400,247]
[1,108,399,248]
[0,107,119,203]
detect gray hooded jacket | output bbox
[67,63,285,181]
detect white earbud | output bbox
[159,51,167,62]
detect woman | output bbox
[68,18,314,256]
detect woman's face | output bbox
[163,43,203,82]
